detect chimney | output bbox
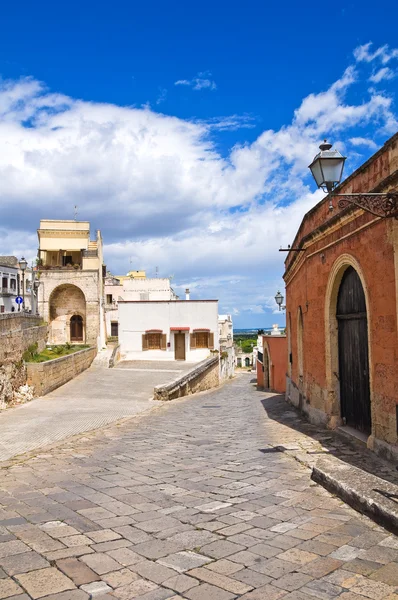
[185,288,190,301]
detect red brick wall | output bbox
[284,134,398,452]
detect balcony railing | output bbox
[82,250,98,258]
[1,287,17,296]
[38,264,82,271]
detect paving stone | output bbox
[350,576,398,599]
[301,579,343,599]
[106,547,142,566]
[231,568,271,587]
[81,553,121,575]
[0,540,31,558]
[80,581,113,596]
[239,583,287,599]
[272,572,313,591]
[56,557,100,585]
[201,540,245,559]
[157,551,212,573]
[323,568,364,588]
[299,557,343,577]
[0,550,49,575]
[370,562,398,586]
[30,592,89,600]
[167,530,218,549]
[249,543,280,559]
[102,567,140,587]
[358,546,398,565]
[187,567,252,594]
[133,540,183,559]
[184,582,237,600]
[277,548,318,565]
[163,573,199,593]
[250,557,296,579]
[111,577,158,599]
[86,530,122,543]
[330,545,362,561]
[45,545,95,560]
[0,578,25,598]
[16,567,75,599]
[132,589,175,600]
[91,539,132,552]
[342,558,382,576]
[132,560,177,584]
[206,559,244,576]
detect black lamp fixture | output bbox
[19,257,28,310]
[309,140,398,218]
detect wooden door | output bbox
[174,333,186,360]
[337,267,371,434]
[70,315,83,342]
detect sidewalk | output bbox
[257,382,398,534]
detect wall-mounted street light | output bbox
[309,140,398,218]
[275,291,286,311]
[19,257,28,310]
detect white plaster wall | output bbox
[119,300,219,361]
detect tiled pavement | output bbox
[0,362,195,463]
[0,374,397,599]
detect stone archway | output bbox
[324,254,373,431]
[49,284,86,344]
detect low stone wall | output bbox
[0,314,48,408]
[26,347,97,397]
[154,355,219,401]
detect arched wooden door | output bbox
[70,315,84,342]
[337,267,371,434]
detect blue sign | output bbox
[15,296,23,305]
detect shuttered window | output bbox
[142,332,167,350]
[190,332,215,349]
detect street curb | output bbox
[311,458,398,535]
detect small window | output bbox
[140,292,150,301]
[106,294,113,304]
[0,306,4,313]
[10,279,16,291]
[147,333,161,349]
[195,332,209,348]
[111,322,118,337]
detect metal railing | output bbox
[1,286,17,295]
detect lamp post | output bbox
[19,257,27,311]
[275,291,286,312]
[309,140,398,217]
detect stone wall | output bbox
[26,347,97,397]
[220,347,235,381]
[154,355,220,401]
[0,314,48,408]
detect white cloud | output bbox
[369,67,395,83]
[354,42,398,65]
[0,49,397,325]
[349,137,378,149]
[175,71,217,91]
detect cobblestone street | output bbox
[0,373,397,599]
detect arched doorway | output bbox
[70,315,84,342]
[337,267,371,434]
[49,284,86,344]
[245,357,250,367]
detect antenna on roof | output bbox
[74,205,78,220]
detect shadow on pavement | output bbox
[256,383,398,488]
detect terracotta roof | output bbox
[193,328,210,332]
[170,327,190,331]
[145,329,163,333]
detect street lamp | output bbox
[275,291,286,311]
[309,140,398,217]
[19,257,27,310]
[32,277,40,315]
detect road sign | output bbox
[15,296,23,305]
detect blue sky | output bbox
[1,0,398,327]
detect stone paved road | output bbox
[0,362,194,463]
[0,374,397,599]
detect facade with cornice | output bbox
[37,220,106,348]
[284,132,398,462]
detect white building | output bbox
[104,272,178,339]
[0,257,19,313]
[118,299,219,362]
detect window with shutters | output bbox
[195,332,209,348]
[147,333,161,349]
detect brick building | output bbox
[284,133,398,462]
